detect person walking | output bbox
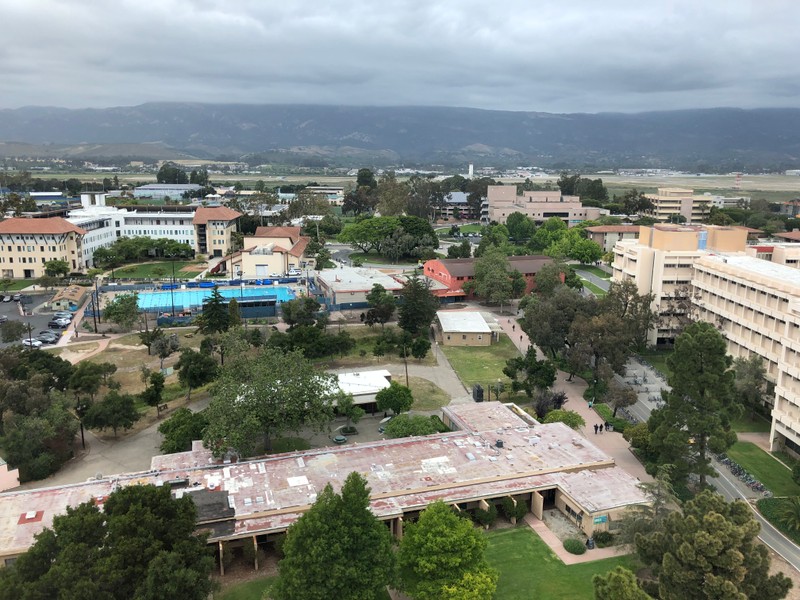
[598,423,603,434]
[593,424,598,434]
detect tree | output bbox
[530,388,568,419]
[505,212,536,241]
[376,381,414,415]
[593,567,652,600]
[464,246,514,312]
[398,274,439,336]
[522,285,596,359]
[635,490,792,600]
[281,296,321,329]
[617,465,679,545]
[0,320,26,343]
[410,336,431,361]
[777,496,800,533]
[384,414,444,438]
[153,333,180,369]
[601,279,658,352]
[447,239,472,259]
[273,472,395,600]
[139,326,165,355]
[175,348,218,400]
[203,348,335,457]
[503,347,557,397]
[83,390,140,437]
[398,501,497,600]
[605,379,638,417]
[43,259,70,278]
[0,484,214,600]
[156,162,189,184]
[103,292,139,331]
[532,261,567,297]
[620,189,654,215]
[69,360,105,402]
[543,409,585,429]
[733,354,768,419]
[227,297,242,327]
[376,171,410,216]
[158,407,208,453]
[567,312,632,380]
[365,283,396,328]
[197,286,229,334]
[336,393,364,432]
[652,322,739,487]
[141,371,166,415]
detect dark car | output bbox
[37,331,59,344]
[48,320,69,329]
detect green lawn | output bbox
[269,437,311,454]
[486,527,638,600]
[113,261,200,279]
[638,349,673,379]
[215,575,277,600]
[407,376,451,410]
[577,265,611,279]
[579,278,606,298]
[726,441,800,496]
[313,325,436,368]
[0,280,34,291]
[731,413,772,433]
[440,334,521,389]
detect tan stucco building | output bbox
[191,206,242,258]
[643,188,747,223]
[218,226,311,279]
[584,225,641,252]
[435,311,499,346]
[611,224,748,345]
[483,186,602,227]
[0,218,86,279]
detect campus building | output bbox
[643,188,749,223]
[583,225,641,253]
[314,266,404,310]
[482,186,602,226]
[434,311,501,346]
[611,224,748,345]
[191,206,242,257]
[0,402,648,569]
[0,217,87,278]
[691,255,800,454]
[217,226,312,279]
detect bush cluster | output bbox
[563,538,587,555]
[593,530,615,548]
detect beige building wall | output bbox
[0,461,19,493]
[644,188,714,222]
[769,244,800,269]
[0,231,85,279]
[439,330,492,346]
[197,220,237,257]
[485,186,601,227]
[691,255,800,453]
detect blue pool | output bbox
[137,286,296,312]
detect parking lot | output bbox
[0,293,71,348]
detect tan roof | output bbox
[253,226,302,243]
[0,217,86,235]
[51,286,89,304]
[289,237,310,257]
[777,231,800,241]
[191,206,242,225]
[584,225,640,234]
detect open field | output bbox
[0,280,35,291]
[486,527,638,599]
[215,576,277,600]
[577,265,610,279]
[314,325,436,368]
[726,441,800,497]
[440,334,520,390]
[113,261,202,279]
[406,375,451,411]
[731,413,772,433]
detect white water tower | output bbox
[468,163,474,178]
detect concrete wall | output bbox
[439,330,492,346]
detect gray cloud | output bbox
[1,0,798,112]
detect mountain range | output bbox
[0,103,799,170]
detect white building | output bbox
[335,370,392,407]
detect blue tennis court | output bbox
[137,286,296,312]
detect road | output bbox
[628,359,800,572]
[573,268,611,292]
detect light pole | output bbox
[170,258,176,317]
[240,282,247,330]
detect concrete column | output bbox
[253,536,259,571]
[218,541,225,576]
[396,516,404,540]
[506,495,518,525]
[531,491,544,520]
[478,499,489,510]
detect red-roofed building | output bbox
[217,226,313,278]
[0,217,87,278]
[192,206,242,257]
[583,225,641,252]
[423,255,554,300]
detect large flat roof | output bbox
[316,267,404,293]
[0,403,647,556]
[698,253,800,292]
[437,311,491,333]
[336,370,392,399]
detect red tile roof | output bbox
[777,231,800,241]
[584,225,640,234]
[191,206,242,225]
[0,217,86,235]
[253,226,302,243]
[289,237,311,257]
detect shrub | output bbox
[473,504,498,527]
[592,402,628,434]
[500,496,529,522]
[563,538,586,555]
[593,530,615,548]
[241,539,266,566]
[792,464,800,486]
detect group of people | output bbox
[593,422,610,434]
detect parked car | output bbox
[48,319,70,329]
[37,331,59,344]
[12,293,21,302]
[53,311,74,321]
[2,296,11,302]
[22,339,42,348]
[287,269,302,276]
[0,315,7,324]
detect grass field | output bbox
[440,334,520,390]
[486,527,638,599]
[0,280,34,291]
[638,349,673,379]
[731,413,772,433]
[215,576,277,600]
[726,441,800,497]
[579,278,607,298]
[113,261,201,279]
[577,265,611,279]
[406,375,451,410]
[314,325,436,368]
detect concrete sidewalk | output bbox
[523,514,633,564]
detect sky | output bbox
[2,0,799,113]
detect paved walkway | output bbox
[523,514,633,564]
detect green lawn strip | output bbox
[579,278,606,297]
[439,334,520,389]
[592,403,628,433]
[772,450,799,470]
[407,376,450,411]
[726,441,800,496]
[756,498,800,546]
[577,265,611,279]
[268,437,311,454]
[113,261,199,279]
[215,575,277,600]
[486,527,638,600]
[731,413,772,433]
[1,280,35,291]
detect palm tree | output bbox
[778,496,800,532]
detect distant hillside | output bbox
[0,103,799,170]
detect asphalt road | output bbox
[629,360,800,572]
[573,268,611,292]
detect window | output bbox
[462,335,467,340]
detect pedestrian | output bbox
[598,423,603,434]
[520,335,523,341]
[593,424,598,434]
[512,324,515,331]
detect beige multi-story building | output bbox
[611,224,748,345]
[584,225,641,252]
[745,243,800,269]
[483,186,602,227]
[644,188,748,223]
[0,218,86,279]
[219,226,312,279]
[691,255,800,454]
[191,206,242,257]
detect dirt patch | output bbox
[50,342,100,363]
[541,509,583,541]
[769,550,800,599]
[180,263,207,273]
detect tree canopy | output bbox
[376,381,414,415]
[103,292,139,330]
[398,275,439,336]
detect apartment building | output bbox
[482,186,602,226]
[611,224,747,345]
[218,226,311,278]
[584,225,641,252]
[191,206,242,257]
[745,243,800,269]
[0,218,86,278]
[644,188,748,223]
[691,255,800,453]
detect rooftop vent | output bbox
[496,439,504,449]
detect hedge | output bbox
[592,403,628,434]
[563,538,586,555]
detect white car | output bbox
[287,269,302,277]
[22,339,43,348]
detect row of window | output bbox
[0,256,50,264]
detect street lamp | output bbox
[240,282,247,330]
[169,258,176,317]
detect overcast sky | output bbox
[2,0,798,113]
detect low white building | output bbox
[335,369,392,408]
[315,267,404,309]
